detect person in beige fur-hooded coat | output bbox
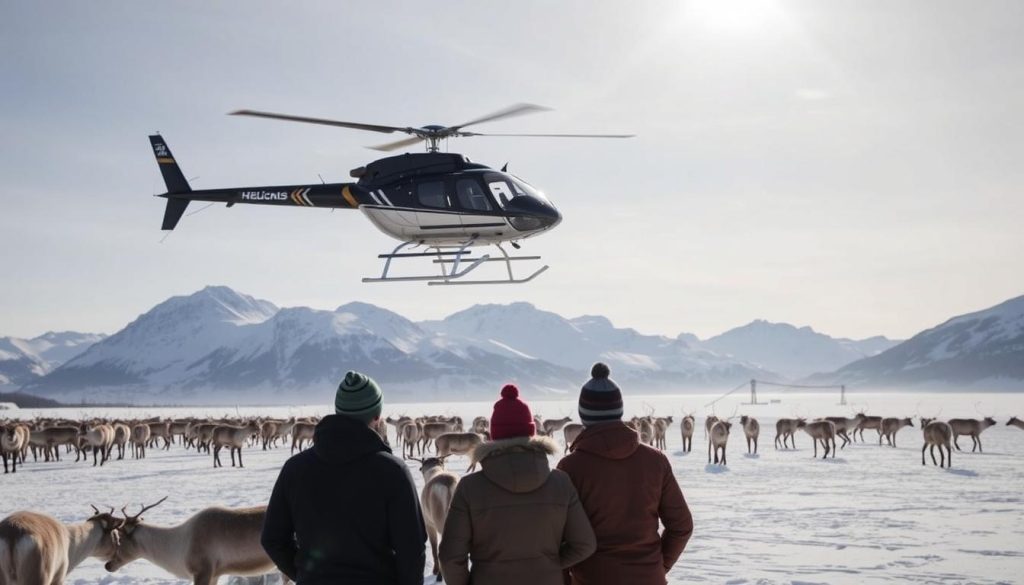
[439,384,596,585]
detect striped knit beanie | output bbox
[578,362,623,426]
[335,371,383,423]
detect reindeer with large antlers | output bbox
[105,497,289,585]
[0,506,122,585]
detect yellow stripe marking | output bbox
[342,186,359,208]
[156,157,175,164]
[291,190,303,206]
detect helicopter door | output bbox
[415,180,459,233]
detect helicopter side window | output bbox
[487,180,514,208]
[417,181,450,209]
[456,179,493,212]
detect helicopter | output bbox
[149,103,632,285]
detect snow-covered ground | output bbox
[2,392,1023,584]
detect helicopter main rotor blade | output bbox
[461,132,636,138]
[229,110,412,135]
[368,135,427,152]
[448,103,551,132]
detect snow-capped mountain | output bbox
[22,289,773,404]
[422,303,775,387]
[0,331,105,387]
[807,295,1024,389]
[701,320,900,379]
[22,288,582,404]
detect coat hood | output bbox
[313,414,391,465]
[569,421,639,460]
[472,436,558,494]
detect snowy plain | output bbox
[2,392,1023,585]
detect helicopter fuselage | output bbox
[155,147,561,246]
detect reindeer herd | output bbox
[0,408,1021,584]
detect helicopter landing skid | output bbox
[362,241,548,285]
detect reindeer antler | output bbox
[122,496,168,522]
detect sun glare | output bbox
[686,0,785,34]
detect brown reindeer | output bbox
[541,416,573,437]
[853,412,883,442]
[704,415,719,439]
[29,426,79,462]
[652,416,673,451]
[562,423,584,454]
[707,420,732,465]
[212,423,259,468]
[774,418,803,450]
[414,457,459,583]
[880,417,914,447]
[0,507,122,585]
[290,422,317,454]
[797,419,836,459]
[948,417,997,452]
[740,415,759,455]
[82,424,115,466]
[131,424,152,459]
[106,498,290,585]
[823,416,858,449]
[420,420,460,454]
[1008,416,1024,431]
[434,432,485,471]
[401,421,424,459]
[471,416,490,435]
[680,415,695,453]
[920,417,953,468]
[0,423,28,473]
[112,422,131,460]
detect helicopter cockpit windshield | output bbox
[485,173,552,208]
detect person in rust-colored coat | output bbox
[557,363,694,585]
[439,384,596,585]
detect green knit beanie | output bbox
[335,371,383,423]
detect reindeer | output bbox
[880,417,913,447]
[680,414,695,453]
[542,416,573,437]
[471,416,490,435]
[823,416,858,449]
[704,415,719,439]
[420,420,459,454]
[434,432,485,471]
[774,418,803,450]
[1008,416,1024,431]
[948,417,997,452]
[82,424,115,466]
[533,414,547,436]
[28,426,79,462]
[739,415,759,455]
[105,498,290,585]
[707,420,732,465]
[0,506,122,585]
[628,416,655,446]
[1,423,28,473]
[147,420,173,450]
[920,417,953,468]
[112,422,131,460]
[385,415,412,451]
[401,421,423,459]
[212,423,259,468]
[853,412,883,442]
[131,423,152,459]
[652,416,673,451]
[797,419,836,459]
[562,423,584,454]
[290,422,316,454]
[414,457,459,583]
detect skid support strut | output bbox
[362,241,548,285]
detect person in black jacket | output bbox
[261,371,427,584]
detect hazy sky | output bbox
[2,1,1022,341]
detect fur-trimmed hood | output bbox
[471,435,559,494]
